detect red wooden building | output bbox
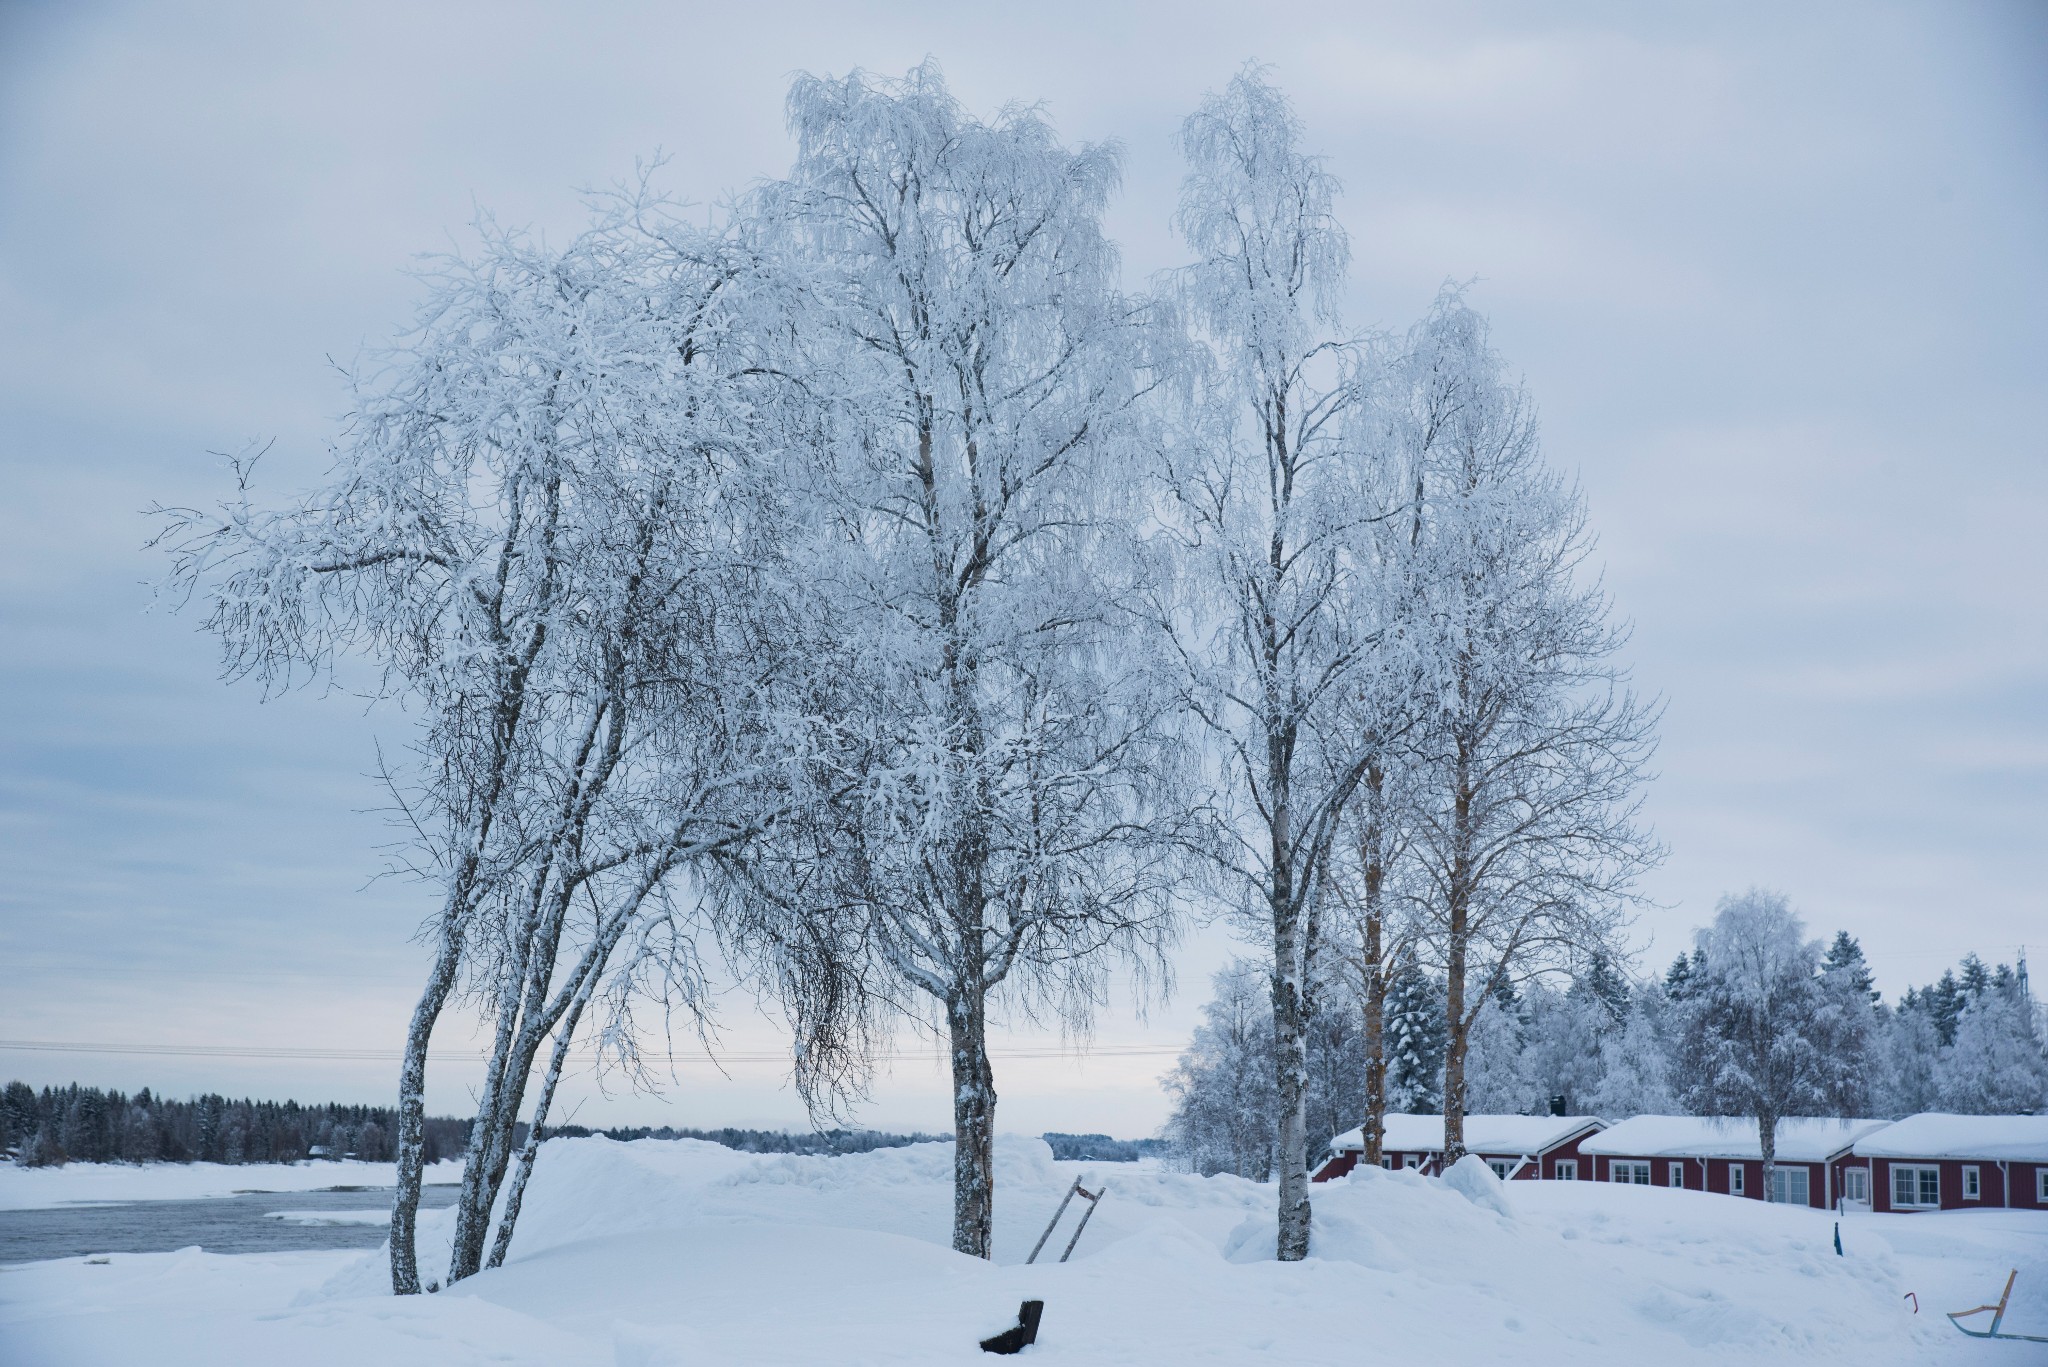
[1313,1114,1605,1183]
[1579,1116,1890,1208]
[1846,1113,2048,1213]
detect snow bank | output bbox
[1440,1152,1515,1216]
[7,1131,2018,1365]
[0,1158,465,1210]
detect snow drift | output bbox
[4,1134,2005,1365]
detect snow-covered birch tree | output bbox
[155,197,828,1292]
[1672,890,1851,1185]
[1392,288,1659,1164]
[1585,990,1678,1118]
[1154,66,1400,1263]
[1324,747,1424,1167]
[1938,990,2048,1113]
[751,63,1189,1259]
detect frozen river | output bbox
[0,1184,457,1262]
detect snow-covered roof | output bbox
[1327,1114,1603,1157]
[1581,1116,1888,1163]
[1849,1113,2048,1162]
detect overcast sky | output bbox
[2,1,2043,1137]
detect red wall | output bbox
[1864,1156,2046,1212]
[1589,1153,1829,1207]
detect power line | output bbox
[0,1038,1183,1065]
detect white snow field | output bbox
[0,1158,465,1211]
[2,1136,2040,1365]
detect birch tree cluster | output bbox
[161,60,1662,1276]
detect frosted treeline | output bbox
[0,1082,470,1168]
[1165,893,2048,1177]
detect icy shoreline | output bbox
[0,1158,465,1211]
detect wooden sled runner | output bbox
[1947,1269,2048,1344]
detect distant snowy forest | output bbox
[0,1086,1170,1170]
[0,1082,470,1168]
[1165,899,2048,1180]
[0,1084,961,1168]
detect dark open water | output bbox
[0,1184,458,1263]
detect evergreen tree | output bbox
[1383,955,1447,1113]
[1959,952,1991,999]
[1820,932,1877,1004]
[1923,970,1966,1046]
[1663,952,1694,1001]
[1571,953,1631,1027]
[0,1081,35,1157]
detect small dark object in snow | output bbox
[980,1299,1044,1354]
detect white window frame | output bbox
[1768,1166,1810,1206]
[1380,1155,1394,1170]
[1403,1153,1420,1170]
[1892,1163,1941,1210]
[1553,1159,1577,1181]
[2038,1168,2047,1203]
[1668,1162,1685,1188]
[1842,1166,1869,1204]
[1610,1161,1651,1185]
[1731,1164,1746,1196]
[1962,1165,1979,1200]
[1487,1159,1513,1181]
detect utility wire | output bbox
[0,1038,1182,1064]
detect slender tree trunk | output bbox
[447,957,533,1283]
[1271,801,1311,1261]
[1758,1111,1777,1200]
[448,1038,526,1281]
[450,995,562,1282]
[1359,767,1387,1170]
[1442,972,1468,1166]
[485,968,596,1270]
[1441,886,1472,1163]
[1361,954,1386,1169]
[1441,746,1474,1166]
[947,985,997,1259]
[390,926,465,1295]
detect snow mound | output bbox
[1440,1153,1514,1217]
[714,1132,1056,1192]
[309,1136,753,1300]
[250,1132,1993,1365]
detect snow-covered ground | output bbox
[2,1136,2041,1365]
[0,1159,465,1211]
